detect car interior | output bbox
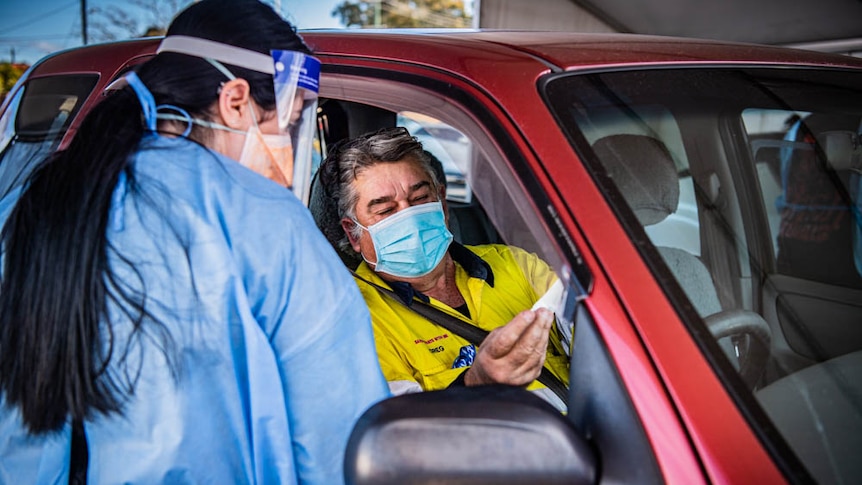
[300,64,862,484]
[590,133,772,387]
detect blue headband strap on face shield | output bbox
[125,72,157,132]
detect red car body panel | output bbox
[10,30,859,483]
[306,30,802,483]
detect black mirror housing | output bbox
[345,385,597,485]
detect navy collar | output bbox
[388,242,495,306]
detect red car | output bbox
[3,30,862,484]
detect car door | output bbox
[309,39,750,482]
[542,64,862,484]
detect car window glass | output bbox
[0,74,98,199]
[396,111,473,204]
[743,108,862,288]
[572,103,700,255]
[544,67,862,484]
[0,87,24,156]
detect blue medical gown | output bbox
[0,135,390,484]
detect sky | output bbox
[0,0,345,65]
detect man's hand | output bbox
[463,308,553,387]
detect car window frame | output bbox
[539,64,862,484]
[315,59,674,483]
[317,63,593,295]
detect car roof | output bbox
[23,29,862,84]
[25,38,159,80]
[302,29,862,72]
[14,29,859,151]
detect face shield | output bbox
[272,50,321,202]
[156,36,321,200]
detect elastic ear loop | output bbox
[205,57,237,81]
[347,218,378,269]
[155,109,247,136]
[154,105,194,138]
[125,72,194,137]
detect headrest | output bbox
[592,134,679,226]
[786,113,862,172]
[308,169,363,269]
[817,131,861,171]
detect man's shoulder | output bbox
[462,243,533,264]
[354,261,381,284]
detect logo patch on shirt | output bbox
[414,333,449,345]
[452,344,476,368]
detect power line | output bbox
[0,34,77,43]
[0,1,78,34]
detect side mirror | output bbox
[344,385,597,485]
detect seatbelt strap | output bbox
[353,271,569,407]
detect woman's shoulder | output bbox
[124,136,318,250]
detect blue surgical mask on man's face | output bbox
[355,201,453,278]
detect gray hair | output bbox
[318,127,442,256]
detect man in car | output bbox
[316,126,570,410]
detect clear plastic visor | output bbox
[273,50,321,202]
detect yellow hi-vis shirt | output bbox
[354,243,570,397]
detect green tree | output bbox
[332,0,472,28]
[0,62,28,105]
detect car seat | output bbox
[591,134,771,387]
[592,134,722,316]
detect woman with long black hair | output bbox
[0,1,388,483]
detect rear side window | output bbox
[0,74,98,199]
[397,112,473,203]
[743,107,862,288]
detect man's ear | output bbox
[341,217,363,252]
[217,78,252,130]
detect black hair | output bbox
[0,0,309,434]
